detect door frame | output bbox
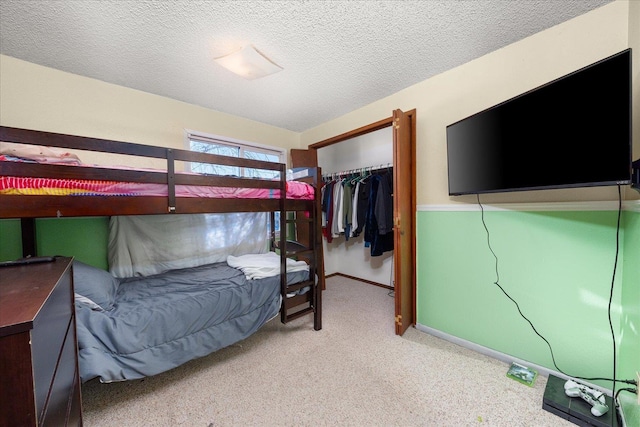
[308,109,417,334]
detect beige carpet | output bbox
[81,276,572,426]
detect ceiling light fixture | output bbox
[214,44,283,80]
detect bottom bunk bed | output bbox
[72,209,320,383]
[73,257,310,383]
[0,126,324,384]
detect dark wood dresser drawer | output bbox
[0,257,82,426]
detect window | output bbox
[186,130,284,180]
[186,130,286,234]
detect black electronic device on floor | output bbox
[542,375,621,427]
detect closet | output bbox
[318,128,395,286]
[294,109,416,335]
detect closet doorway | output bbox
[293,109,416,335]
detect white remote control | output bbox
[564,379,609,417]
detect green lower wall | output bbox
[0,217,109,269]
[0,219,22,261]
[619,209,639,422]
[1,208,637,393]
[417,207,638,390]
[620,210,639,377]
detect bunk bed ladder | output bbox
[280,217,319,328]
[272,175,321,331]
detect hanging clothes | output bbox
[322,180,334,243]
[375,170,394,235]
[321,168,393,256]
[352,177,370,238]
[331,178,344,238]
[342,179,354,241]
[363,172,394,256]
[350,179,361,237]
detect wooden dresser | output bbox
[0,257,82,426]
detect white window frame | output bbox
[184,129,287,235]
[184,129,285,178]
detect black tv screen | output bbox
[446,49,631,196]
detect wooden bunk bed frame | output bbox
[0,125,323,330]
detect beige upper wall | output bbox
[301,0,637,205]
[0,55,299,168]
[0,1,636,201]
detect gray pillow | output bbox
[72,260,119,310]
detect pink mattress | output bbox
[0,157,314,200]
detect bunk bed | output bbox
[0,125,323,383]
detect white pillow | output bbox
[0,142,82,165]
[74,293,106,312]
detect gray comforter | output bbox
[75,262,307,383]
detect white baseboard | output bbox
[418,200,640,212]
[414,323,614,396]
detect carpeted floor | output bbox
[81,276,572,426]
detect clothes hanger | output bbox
[350,170,361,185]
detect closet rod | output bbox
[322,163,392,180]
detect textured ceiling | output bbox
[0,0,613,132]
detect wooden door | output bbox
[308,109,416,335]
[291,149,317,170]
[392,109,414,335]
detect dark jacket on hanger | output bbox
[322,180,334,243]
[352,177,370,237]
[364,174,394,256]
[375,171,394,235]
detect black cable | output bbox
[614,387,638,403]
[607,185,622,408]
[477,192,636,386]
[614,386,637,420]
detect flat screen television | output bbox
[446,49,631,196]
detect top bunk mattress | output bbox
[0,157,314,200]
[0,129,318,217]
[0,172,314,199]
